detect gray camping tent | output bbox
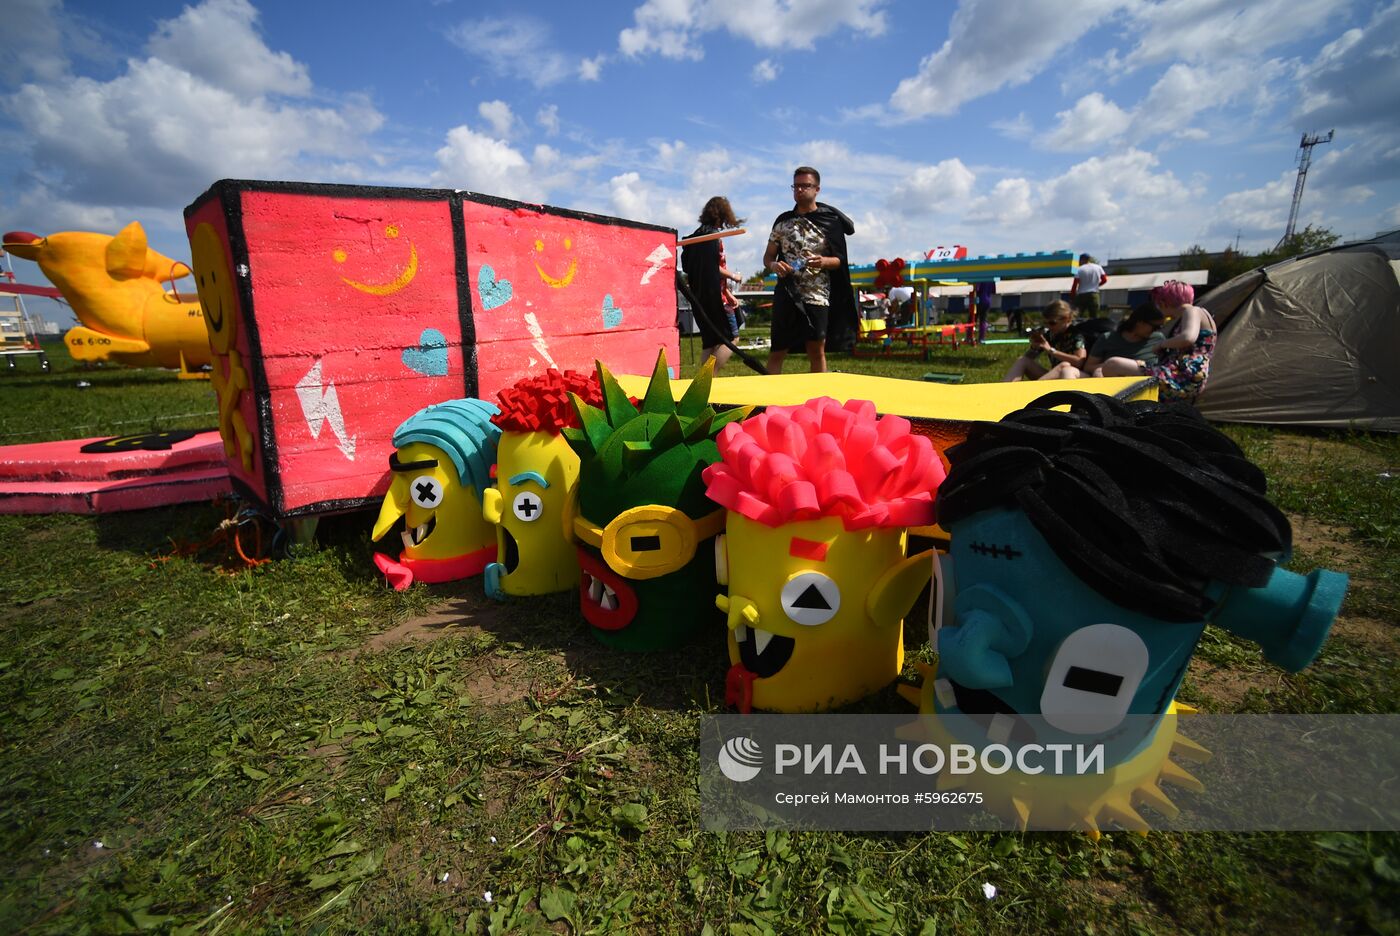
[1196,231,1400,432]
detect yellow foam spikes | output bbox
[1100,798,1152,835]
[1133,783,1180,820]
[1158,759,1205,793]
[1009,796,1032,832]
[1170,732,1213,763]
[895,684,925,709]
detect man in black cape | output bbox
[762,166,857,373]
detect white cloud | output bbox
[1125,0,1349,67]
[619,0,886,59]
[1042,149,1189,224]
[966,178,1033,225]
[889,0,1127,118]
[752,58,780,83]
[430,125,544,202]
[536,104,560,135]
[477,100,515,138]
[4,48,382,208]
[3,0,71,85]
[991,112,1034,142]
[145,0,309,98]
[445,17,574,87]
[890,158,977,211]
[1043,92,1130,151]
[1294,3,1400,131]
[579,55,606,81]
[655,139,687,168]
[1388,203,1400,225]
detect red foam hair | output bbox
[702,397,944,530]
[492,369,603,433]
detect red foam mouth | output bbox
[576,547,639,631]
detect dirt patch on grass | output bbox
[356,598,505,655]
[1287,512,1369,573]
[1187,661,1279,711]
[1332,614,1399,651]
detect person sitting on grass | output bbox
[1002,300,1086,381]
[1040,304,1165,380]
[1096,280,1217,403]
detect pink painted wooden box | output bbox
[184,180,679,518]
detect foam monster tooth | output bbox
[401,531,414,551]
[1010,796,1032,832]
[734,624,749,643]
[602,584,617,601]
[986,712,1015,744]
[933,678,957,709]
[1101,799,1151,835]
[589,577,604,602]
[754,629,773,655]
[417,523,429,543]
[600,592,617,611]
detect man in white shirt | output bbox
[1069,253,1108,317]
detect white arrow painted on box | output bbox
[640,244,671,285]
[295,359,356,460]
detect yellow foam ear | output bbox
[105,221,149,280]
[867,549,934,627]
[481,487,503,524]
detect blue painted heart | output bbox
[601,294,623,329]
[479,265,513,310]
[402,328,449,377]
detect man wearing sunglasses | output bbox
[762,166,856,374]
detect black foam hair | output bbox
[937,391,1291,622]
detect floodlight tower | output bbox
[1276,130,1334,250]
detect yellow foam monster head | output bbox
[370,399,501,591]
[702,398,946,712]
[480,370,604,599]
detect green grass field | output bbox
[1,335,1397,934]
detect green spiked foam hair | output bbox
[563,351,751,651]
[564,351,750,523]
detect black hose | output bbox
[675,270,767,376]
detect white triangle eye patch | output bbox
[781,571,841,626]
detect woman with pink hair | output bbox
[1096,279,1217,403]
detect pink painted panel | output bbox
[461,200,678,344]
[237,191,463,514]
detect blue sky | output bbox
[4,0,1398,325]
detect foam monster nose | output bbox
[2,232,42,260]
[934,584,1033,689]
[715,593,761,631]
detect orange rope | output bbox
[150,497,273,570]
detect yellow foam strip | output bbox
[615,372,1157,423]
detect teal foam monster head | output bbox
[930,391,1347,761]
[563,352,751,651]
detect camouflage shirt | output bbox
[768,211,830,307]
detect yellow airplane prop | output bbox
[3,222,212,376]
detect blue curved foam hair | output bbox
[392,398,501,498]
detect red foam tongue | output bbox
[725,664,756,714]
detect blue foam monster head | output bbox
[930,391,1346,757]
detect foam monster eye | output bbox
[781,571,841,626]
[410,475,444,508]
[1039,623,1149,733]
[512,491,543,522]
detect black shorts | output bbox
[771,289,829,351]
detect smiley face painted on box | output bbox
[703,397,944,712]
[190,222,238,354]
[371,399,500,589]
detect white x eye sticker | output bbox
[410,475,444,508]
[512,491,543,522]
[781,571,841,626]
